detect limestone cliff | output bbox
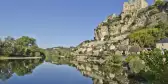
[73,2,168,55]
[95,5,168,42]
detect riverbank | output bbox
[0,57,42,60]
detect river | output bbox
[0,56,166,84]
[0,59,93,84]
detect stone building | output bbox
[122,0,148,19]
[156,38,168,50]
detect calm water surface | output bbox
[1,57,161,84]
[0,60,92,84]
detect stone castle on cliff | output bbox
[122,0,148,19]
[95,0,149,41]
[73,0,168,55]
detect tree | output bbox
[2,37,15,56]
[4,36,15,42]
[129,57,145,73]
[129,28,163,48]
[0,39,3,54]
[138,49,168,84]
[155,0,165,6]
[16,36,37,47]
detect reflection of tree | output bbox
[0,68,13,81]
[0,59,44,81]
[0,61,13,81]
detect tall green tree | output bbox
[16,36,37,47]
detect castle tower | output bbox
[123,0,148,13]
[122,0,148,19]
[121,0,148,19]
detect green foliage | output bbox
[140,49,168,74]
[148,5,156,10]
[102,55,123,75]
[0,59,43,78]
[0,36,44,57]
[129,21,168,48]
[16,36,36,47]
[124,48,168,83]
[149,9,160,16]
[154,0,165,7]
[129,28,164,48]
[131,49,168,83]
[125,55,138,63]
[45,47,72,62]
[104,55,123,67]
[129,57,145,73]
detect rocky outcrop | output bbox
[94,5,168,42]
[73,2,168,55]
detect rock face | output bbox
[73,2,168,55]
[94,6,168,42]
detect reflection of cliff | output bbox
[49,55,145,84]
[71,61,129,84]
[0,59,44,81]
[47,53,129,84]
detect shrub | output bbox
[138,49,168,83]
[149,9,159,16]
[128,28,163,48]
[125,55,137,63]
[102,55,124,75]
[154,0,165,7]
[129,57,145,73]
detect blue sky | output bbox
[0,0,153,48]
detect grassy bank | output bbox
[0,56,42,60]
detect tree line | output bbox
[0,36,45,57]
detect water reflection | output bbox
[0,59,43,81]
[0,58,92,84]
[71,62,128,84]
[2,55,167,84]
[46,57,131,84]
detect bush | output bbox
[154,0,165,7]
[129,57,145,73]
[125,55,138,63]
[137,49,168,83]
[128,28,164,48]
[149,9,159,16]
[102,55,124,75]
[148,5,156,10]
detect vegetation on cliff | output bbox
[128,19,168,48]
